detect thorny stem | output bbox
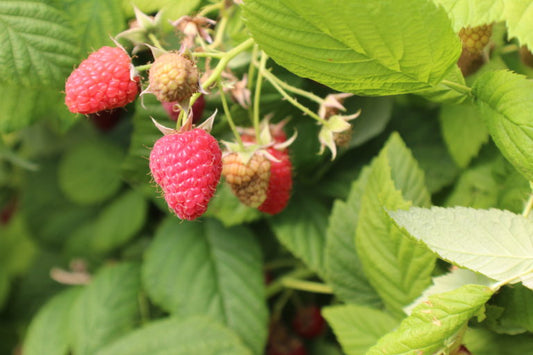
[202,38,255,90]
[218,80,243,148]
[261,68,326,124]
[280,278,334,294]
[441,80,473,96]
[253,52,268,139]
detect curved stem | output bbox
[264,70,324,104]
[261,68,326,124]
[134,63,152,72]
[281,278,333,294]
[208,12,229,50]
[218,80,243,148]
[523,191,533,218]
[202,38,255,90]
[197,1,224,17]
[441,80,472,96]
[266,268,315,298]
[148,33,164,50]
[253,52,268,138]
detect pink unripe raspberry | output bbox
[65,46,139,114]
[149,129,222,220]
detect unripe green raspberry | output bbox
[148,52,199,103]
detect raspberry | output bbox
[291,306,326,339]
[267,321,307,355]
[149,129,222,220]
[457,25,492,76]
[163,94,205,123]
[148,52,199,103]
[65,46,139,114]
[258,146,292,215]
[222,152,271,208]
[459,25,492,55]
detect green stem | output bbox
[202,38,255,90]
[148,33,164,50]
[134,63,152,72]
[263,69,323,104]
[247,45,259,122]
[218,80,243,148]
[281,278,334,294]
[197,1,224,17]
[253,52,268,139]
[266,268,315,298]
[192,51,225,59]
[208,12,229,50]
[441,80,473,96]
[271,289,293,322]
[264,258,299,270]
[261,69,326,123]
[523,192,533,218]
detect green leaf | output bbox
[390,206,533,290]
[70,263,141,355]
[22,159,98,248]
[325,167,381,306]
[504,2,533,50]
[97,316,252,355]
[0,0,78,88]
[64,0,126,55]
[440,101,489,167]
[367,284,493,355]
[404,268,495,315]
[444,162,499,208]
[0,216,36,277]
[205,184,262,227]
[416,65,468,104]
[23,287,82,355]
[91,190,148,253]
[323,304,399,355]
[355,133,435,317]
[59,140,124,205]
[243,0,461,95]
[0,271,8,311]
[346,96,393,149]
[269,192,329,276]
[433,0,506,31]
[142,218,268,354]
[472,70,533,181]
[491,284,533,334]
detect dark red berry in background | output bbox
[88,108,123,132]
[163,94,206,123]
[292,306,326,339]
[0,197,17,225]
[267,321,307,355]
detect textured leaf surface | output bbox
[433,0,505,31]
[65,0,126,55]
[472,70,533,181]
[323,305,399,355]
[98,316,251,355]
[325,167,381,306]
[368,284,493,354]
[504,2,533,50]
[355,133,435,316]
[244,0,461,95]
[269,192,329,276]
[59,141,124,205]
[70,263,141,355]
[91,190,147,253]
[24,287,82,355]
[491,284,533,334]
[142,218,267,354]
[390,207,533,289]
[440,101,489,167]
[0,0,78,87]
[404,268,495,315]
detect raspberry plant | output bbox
[1,0,533,354]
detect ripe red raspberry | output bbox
[65,46,139,114]
[222,152,271,208]
[258,146,292,215]
[291,306,326,339]
[163,94,205,123]
[148,52,199,103]
[149,129,222,220]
